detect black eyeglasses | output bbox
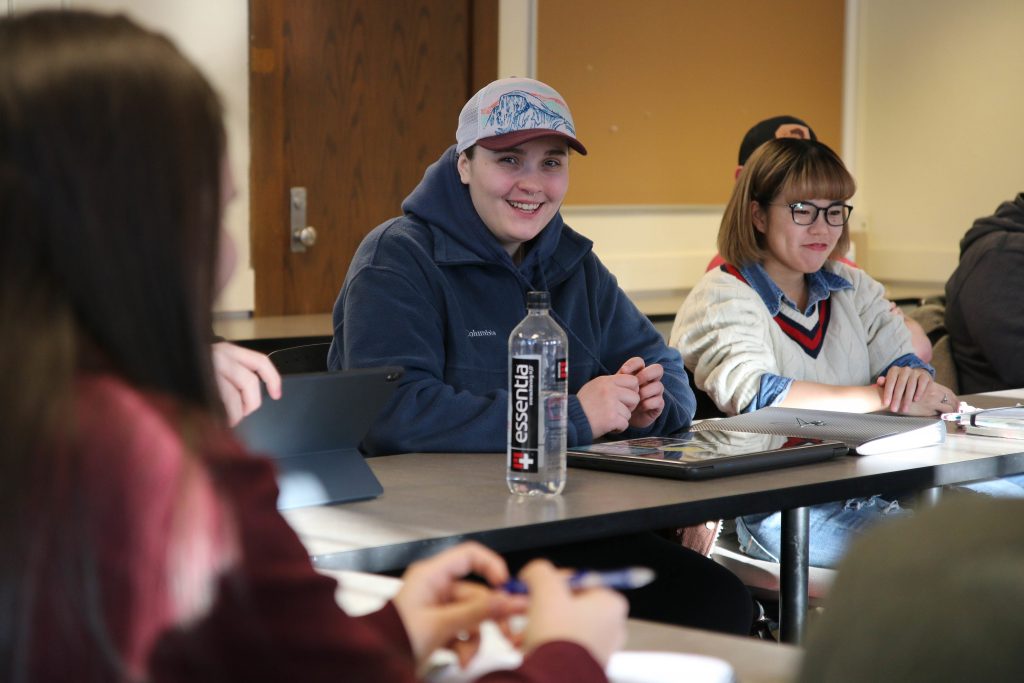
[770,201,853,227]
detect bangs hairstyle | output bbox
[719,138,856,267]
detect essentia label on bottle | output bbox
[509,355,540,473]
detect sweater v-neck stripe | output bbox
[721,264,832,358]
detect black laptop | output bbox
[234,366,402,509]
[568,430,848,480]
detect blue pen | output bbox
[502,566,656,595]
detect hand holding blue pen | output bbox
[502,566,655,595]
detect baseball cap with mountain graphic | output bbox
[456,77,587,155]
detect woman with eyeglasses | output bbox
[669,138,954,568]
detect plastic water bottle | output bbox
[507,291,568,495]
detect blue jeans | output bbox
[959,473,1024,497]
[735,496,906,569]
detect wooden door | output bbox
[249,0,497,315]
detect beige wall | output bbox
[854,0,1024,286]
[573,0,1024,305]
[5,0,254,313]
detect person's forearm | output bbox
[779,380,884,413]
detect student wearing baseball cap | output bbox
[736,115,816,175]
[329,77,753,633]
[709,116,828,269]
[671,138,953,568]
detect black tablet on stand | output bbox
[234,366,402,509]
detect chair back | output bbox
[929,334,959,394]
[268,342,332,375]
[686,366,726,419]
[906,303,959,392]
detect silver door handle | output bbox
[296,225,317,248]
[290,187,316,252]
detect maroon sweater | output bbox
[31,375,606,683]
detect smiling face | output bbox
[457,136,569,256]
[753,197,844,284]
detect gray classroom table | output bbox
[284,398,1024,644]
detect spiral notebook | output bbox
[690,407,946,455]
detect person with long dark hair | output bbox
[0,10,625,682]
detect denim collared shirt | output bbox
[735,262,932,412]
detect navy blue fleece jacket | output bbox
[327,145,695,455]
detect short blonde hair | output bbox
[719,138,856,267]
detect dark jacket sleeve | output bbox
[151,444,607,683]
[149,448,420,682]
[478,642,609,683]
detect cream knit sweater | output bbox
[670,261,914,415]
